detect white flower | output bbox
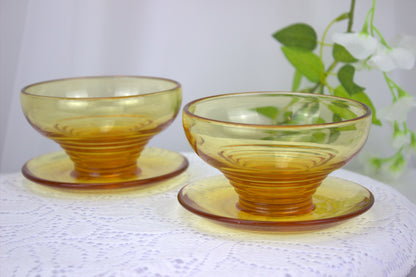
[369,34,416,72]
[391,34,416,56]
[332,32,378,59]
[392,129,412,150]
[379,96,416,124]
[352,60,372,71]
[362,152,404,180]
[333,32,416,72]
[368,45,415,72]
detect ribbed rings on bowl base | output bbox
[214,144,339,216]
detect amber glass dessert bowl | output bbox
[179,92,374,229]
[21,76,188,188]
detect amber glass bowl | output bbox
[182,92,372,217]
[21,76,183,185]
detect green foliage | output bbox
[333,43,358,63]
[252,106,279,120]
[281,47,323,83]
[312,131,327,143]
[272,23,317,50]
[292,70,303,91]
[334,12,351,22]
[252,98,360,144]
[270,0,415,175]
[328,103,357,120]
[328,129,341,143]
[337,65,365,95]
[334,85,382,125]
[332,89,377,127]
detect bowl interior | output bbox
[187,92,370,126]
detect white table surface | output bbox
[1,152,416,277]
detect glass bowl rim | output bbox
[183,91,372,129]
[20,75,181,100]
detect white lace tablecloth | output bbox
[1,152,416,277]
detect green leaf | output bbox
[292,69,302,91]
[328,103,357,120]
[261,136,276,141]
[332,100,349,109]
[328,129,340,143]
[410,131,416,149]
[285,101,320,125]
[333,43,358,63]
[333,113,342,123]
[298,101,320,115]
[389,152,406,172]
[397,86,410,98]
[336,125,357,131]
[370,157,383,169]
[349,91,382,126]
[334,12,350,22]
[334,85,382,126]
[337,65,365,95]
[312,131,326,143]
[283,111,293,122]
[334,85,350,98]
[312,117,326,124]
[252,106,279,120]
[272,23,317,51]
[282,46,323,83]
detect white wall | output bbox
[1,0,415,173]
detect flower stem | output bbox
[383,73,398,101]
[347,0,356,32]
[373,26,390,48]
[311,0,356,93]
[362,0,376,34]
[383,73,411,101]
[370,0,376,36]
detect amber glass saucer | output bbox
[22,147,188,189]
[178,175,374,231]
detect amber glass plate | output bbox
[178,175,374,231]
[22,147,188,189]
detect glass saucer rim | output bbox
[22,147,189,189]
[177,175,375,228]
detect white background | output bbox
[1,0,415,173]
